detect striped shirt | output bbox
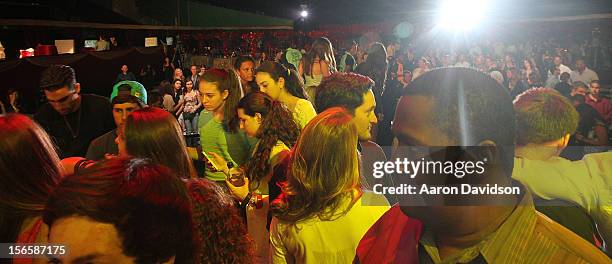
[419,191,610,263]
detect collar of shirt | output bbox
[419,190,535,263]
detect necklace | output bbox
[62,106,82,139]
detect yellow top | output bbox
[292,99,317,129]
[270,192,390,264]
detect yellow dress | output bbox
[248,141,290,263]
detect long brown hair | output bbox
[256,61,309,100]
[271,107,360,223]
[186,178,254,264]
[201,68,243,132]
[123,107,196,179]
[302,37,337,76]
[238,92,300,185]
[0,114,61,243]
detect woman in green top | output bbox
[194,68,255,182]
[211,91,301,262]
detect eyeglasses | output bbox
[47,91,77,105]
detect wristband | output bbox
[241,193,253,207]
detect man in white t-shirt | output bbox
[570,58,599,85]
[553,55,572,75]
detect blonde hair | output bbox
[271,107,360,223]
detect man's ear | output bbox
[74,83,81,94]
[475,139,498,163]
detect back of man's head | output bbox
[40,65,76,92]
[44,158,194,263]
[398,67,515,176]
[315,72,374,114]
[514,88,578,146]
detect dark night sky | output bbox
[1,0,612,26]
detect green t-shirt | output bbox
[198,111,257,181]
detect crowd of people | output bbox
[0,31,611,264]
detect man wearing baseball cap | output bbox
[85,80,147,160]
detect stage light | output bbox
[300,10,309,18]
[437,0,488,31]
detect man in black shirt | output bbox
[554,72,572,98]
[34,65,115,158]
[115,64,136,83]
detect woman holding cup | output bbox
[210,91,300,262]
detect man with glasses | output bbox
[34,64,115,158]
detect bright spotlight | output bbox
[300,10,309,18]
[437,0,487,31]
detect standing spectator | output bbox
[234,56,259,94]
[256,61,316,129]
[521,58,541,83]
[0,114,61,251]
[162,56,175,81]
[188,65,200,89]
[178,79,201,139]
[109,36,118,50]
[2,89,21,113]
[270,107,390,263]
[163,79,185,116]
[115,64,136,83]
[411,57,431,81]
[553,55,572,75]
[34,65,115,158]
[513,88,600,246]
[586,80,612,125]
[95,35,109,51]
[315,72,387,191]
[356,67,609,264]
[138,64,156,89]
[117,107,197,179]
[454,53,471,68]
[506,67,529,99]
[174,68,185,82]
[554,72,573,98]
[86,81,147,161]
[193,69,255,182]
[198,64,207,76]
[545,66,561,89]
[211,92,301,263]
[571,58,599,85]
[355,42,388,117]
[299,37,336,101]
[562,94,608,160]
[44,158,195,264]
